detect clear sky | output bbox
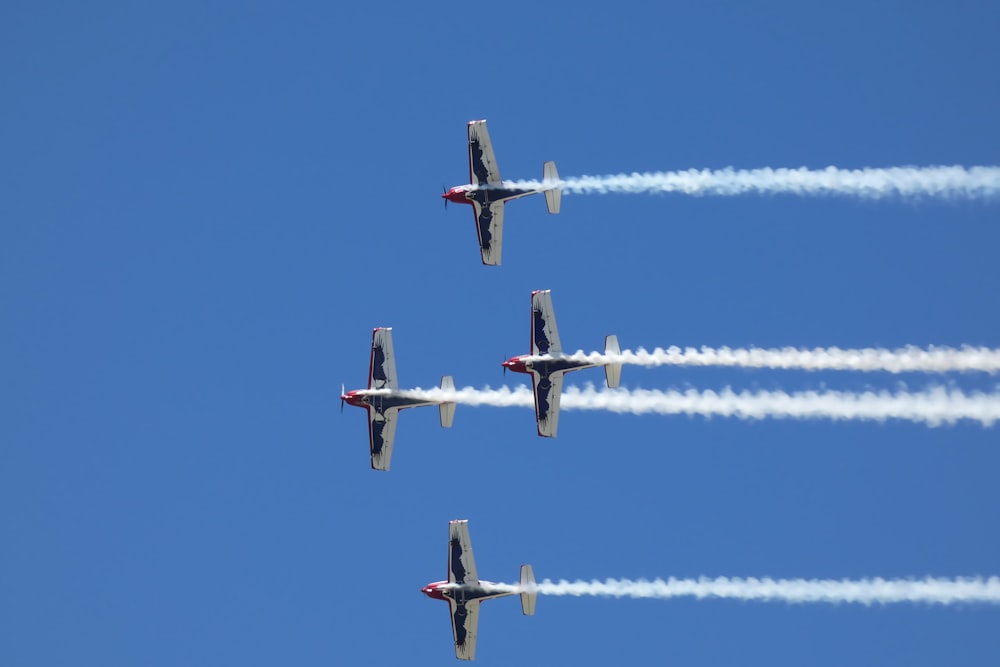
[2,1,999,665]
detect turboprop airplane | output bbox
[340,327,456,471]
[502,290,622,437]
[421,520,536,661]
[442,119,561,266]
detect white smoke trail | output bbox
[540,345,1000,374]
[402,384,1000,426]
[524,576,1000,606]
[501,165,1000,198]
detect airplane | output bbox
[340,327,456,471]
[421,520,536,661]
[502,290,622,437]
[442,120,562,266]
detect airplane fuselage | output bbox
[502,354,600,378]
[340,389,438,413]
[421,580,515,604]
[443,184,543,208]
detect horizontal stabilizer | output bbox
[604,335,622,389]
[519,564,537,616]
[542,161,561,214]
[439,376,456,428]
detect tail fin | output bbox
[542,161,561,214]
[519,564,537,616]
[604,335,622,389]
[438,376,456,428]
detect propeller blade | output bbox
[340,383,345,413]
[442,185,448,210]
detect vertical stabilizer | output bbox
[519,564,537,616]
[542,161,561,214]
[604,335,622,388]
[439,376,456,428]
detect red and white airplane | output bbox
[340,327,455,471]
[421,520,536,661]
[502,290,622,437]
[442,120,562,266]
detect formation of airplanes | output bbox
[341,290,622,466]
[341,121,598,659]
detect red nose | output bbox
[421,583,446,600]
[502,358,526,374]
[443,188,470,205]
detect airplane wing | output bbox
[448,598,481,661]
[532,370,564,437]
[369,327,398,390]
[447,519,478,584]
[530,290,562,355]
[467,120,501,186]
[472,200,504,266]
[368,406,398,471]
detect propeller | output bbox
[340,383,345,413]
[442,185,448,210]
[502,353,507,376]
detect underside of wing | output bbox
[472,201,504,266]
[467,120,501,186]
[369,327,399,390]
[532,370,563,437]
[448,598,480,661]
[447,520,479,584]
[368,407,398,471]
[530,290,562,355]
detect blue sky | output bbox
[2,1,999,665]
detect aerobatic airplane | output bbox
[442,119,562,266]
[502,290,622,437]
[340,327,455,471]
[421,520,536,661]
